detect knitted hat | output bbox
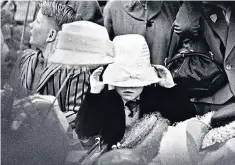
[48,21,114,66]
[102,34,160,87]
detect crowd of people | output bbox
[1,1,235,165]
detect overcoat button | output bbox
[226,64,232,70]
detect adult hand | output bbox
[173,1,202,37]
[111,142,121,150]
[11,94,50,131]
[152,65,175,88]
[173,21,200,37]
[90,67,105,94]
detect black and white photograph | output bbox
[1,0,235,164]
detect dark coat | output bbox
[66,0,103,25]
[174,2,235,104]
[75,85,196,147]
[103,0,180,65]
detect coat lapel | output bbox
[204,6,228,47]
[146,1,163,20]
[122,0,145,21]
[225,10,235,59]
[36,63,61,92]
[122,1,163,21]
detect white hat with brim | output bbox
[48,21,114,67]
[102,34,160,87]
[103,64,160,87]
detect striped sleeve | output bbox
[38,66,90,126]
[65,68,90,125]
[20,49,44,93]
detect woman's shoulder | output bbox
[104,0,122,10]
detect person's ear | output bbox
[46,29,57,43]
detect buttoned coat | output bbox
[173,2,235,104]
[104,0,180,64]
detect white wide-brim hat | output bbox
[103,34,160,87]
[48,21,114,67]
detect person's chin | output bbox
[29,39,41,48]
[122,95,134,101]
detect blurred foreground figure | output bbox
[1,93,72,165]
[150,111,235,165]
[1,0,33,82]
[1,0,34,52]
[1,29,10,87]
[1,56,86,165]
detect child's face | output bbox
[115,87,144,101]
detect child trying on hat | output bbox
[75,34,196,148]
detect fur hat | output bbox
[102,34,160,87]
[48,21,114,66]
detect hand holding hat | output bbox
[102,34,161,87]
[90,67,105,94]
[152,65,176,88]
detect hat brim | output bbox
[48,49,114,66]
[103,64,160,87]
